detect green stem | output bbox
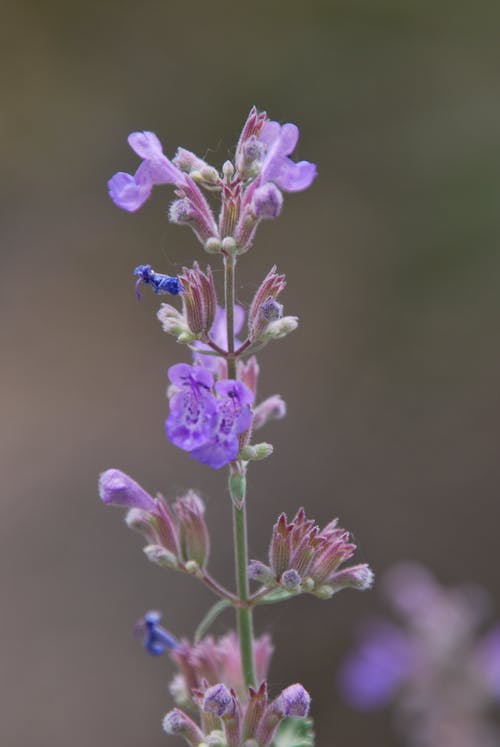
[224,252,256,688]
[231,485,256,687]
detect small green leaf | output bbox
[271,717,315,747]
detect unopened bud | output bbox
[274,684,311,718]
[248,560,276,585]
[205,237,222,254]
[313,584,335,599]
[251,183,283,219]
[239,442,274,462]
[222,160,235,179]
[203,684,235,718]
[144,544,178,569]
[330,564,375,592]
[281,569,302,591]
[253,395,286,430]
[99,469,157,512]
[261,316,298,341]
[163,708,205,746]
[221,236,237,254]
[157,304,193,341]
[125,508,158,543]
[184,559,202,577]
[302,576,315,592]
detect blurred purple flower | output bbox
[339,622,414,709]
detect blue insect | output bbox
[133,264,183,299]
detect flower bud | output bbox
[174,491,210,568]
[247,560,276,586]
[260,316,299,341]
[203,684,235,718]
[99,469,157,512]
[125,508,159,543]
[157,304,194,341]
[144,544,178,569]
[178,263,217,338]
[163,708,205,746]
[251,183,283,219]
[205,237,222,254]
[239,443,274,462]
[221,236,237,254]
[173,147,219,187]
[236,135,266,179]
[281,569,302,591]
[329,564,375,592]
[222,160,235,180]
[253,395,287,430]
[273,684,311,718]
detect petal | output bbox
[108,172,151,212]
[275,159,317,192]
[99,469,158,511]
[168,363,213,390]
[190,434,239,469]
[128,131,163,159]
[259,120,281,146]
[279,123,299,155]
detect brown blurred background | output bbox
[1,1,500,745]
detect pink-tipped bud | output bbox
[162,708,205,746]
[242,682,268,741]
[178,262,217,337]
[173,491,210,568]
[248,266,287,339]
[235,107,267,171]
[99,469,157,512]
[237,356,260,397]
[202,683,235,718]
[270,513,293,577]
[253,395,287,430]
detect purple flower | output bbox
[190,380,254,469]
[165,364,217,451]
[135,610,180,656]
[108,131,184,212]
[133,264,182,298]
[258,120,317,192]
[98,468,158,512]
[338,622,414,710]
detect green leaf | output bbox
[194,599,231,643]
[271,717,315,747]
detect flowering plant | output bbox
[100,107,373,746]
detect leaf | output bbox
[271,717,315,747]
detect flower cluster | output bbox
[166,363,253,469]
[339,563,500,747]
[164,680,310,747]
[248,509,374,600]
[108,107,316,255]
[102,108,373,747]
[134,612,310,747]
[99,469,210,570]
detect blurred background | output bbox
[1,1,500,745]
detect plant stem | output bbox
[224,253,256,689]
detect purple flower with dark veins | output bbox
[165,364,217,452]
[258,120,317,193]
[190,380,254,469]
[108,131,184,212]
